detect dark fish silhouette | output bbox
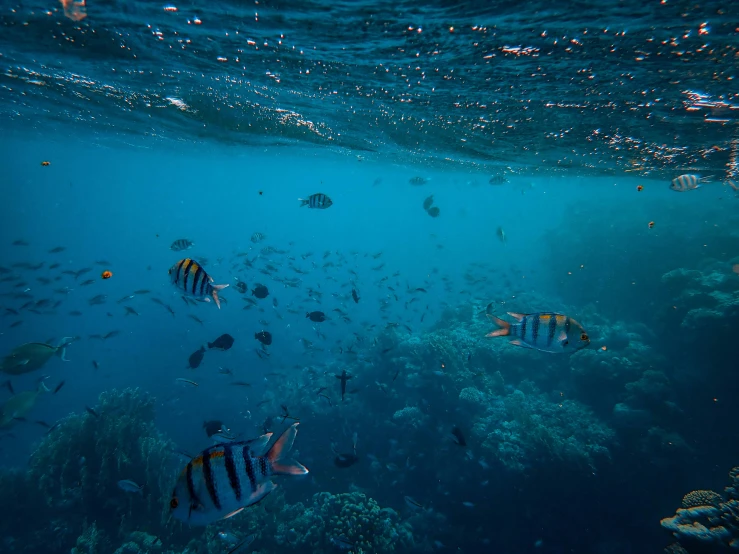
[333,451,359,467]
[252,284,269,299]
[208,334,234,351]
[203,419,224,437]
[335,369,353,401]
[450,425,466,446]
[255,331,272,346]
[306,311,326,323]
[351,289,360,303]
[334,432,359,468]
[188,346,206,368]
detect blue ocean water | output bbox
[1,1,739,553]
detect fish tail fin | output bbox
[485,314,510,337]
[57,337,75,362]
[266,423,309,476]
[211,284,228,309]
[298,198,310,207]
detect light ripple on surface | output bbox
[0,0,737,176]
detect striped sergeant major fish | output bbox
[170,238,194,251]
[298,193,333,209]
[169,423,308,525]
[486,312,590,354]
[169,258,229,309]
[670,174,708,192]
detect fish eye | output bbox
[170,498,179,509]
[581,333,589,341]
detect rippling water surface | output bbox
[2,0,738,174]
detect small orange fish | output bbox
[41,161,50,166]
[648,221,655,229]
[600,346,607,351]
[101,270,113,279]
[636,185,643,191]
[60,0,87,21]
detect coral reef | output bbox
[661,466,739,549]
[276,492,414,554]
[658,263,739,337]
[470,384,615,472]
[28,388,176,534]
[392,406,428,430]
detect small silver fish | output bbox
[118,479,143,493]
[670,174,706,192]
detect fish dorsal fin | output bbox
[246,433,273,456]
[507,312,526,322]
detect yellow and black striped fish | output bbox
[169,258,229,309]
[486,312,589,354]
[169,423,308,525]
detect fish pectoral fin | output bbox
[223,507,245,519]
[247,481,276,506]
[509,339,532,349]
